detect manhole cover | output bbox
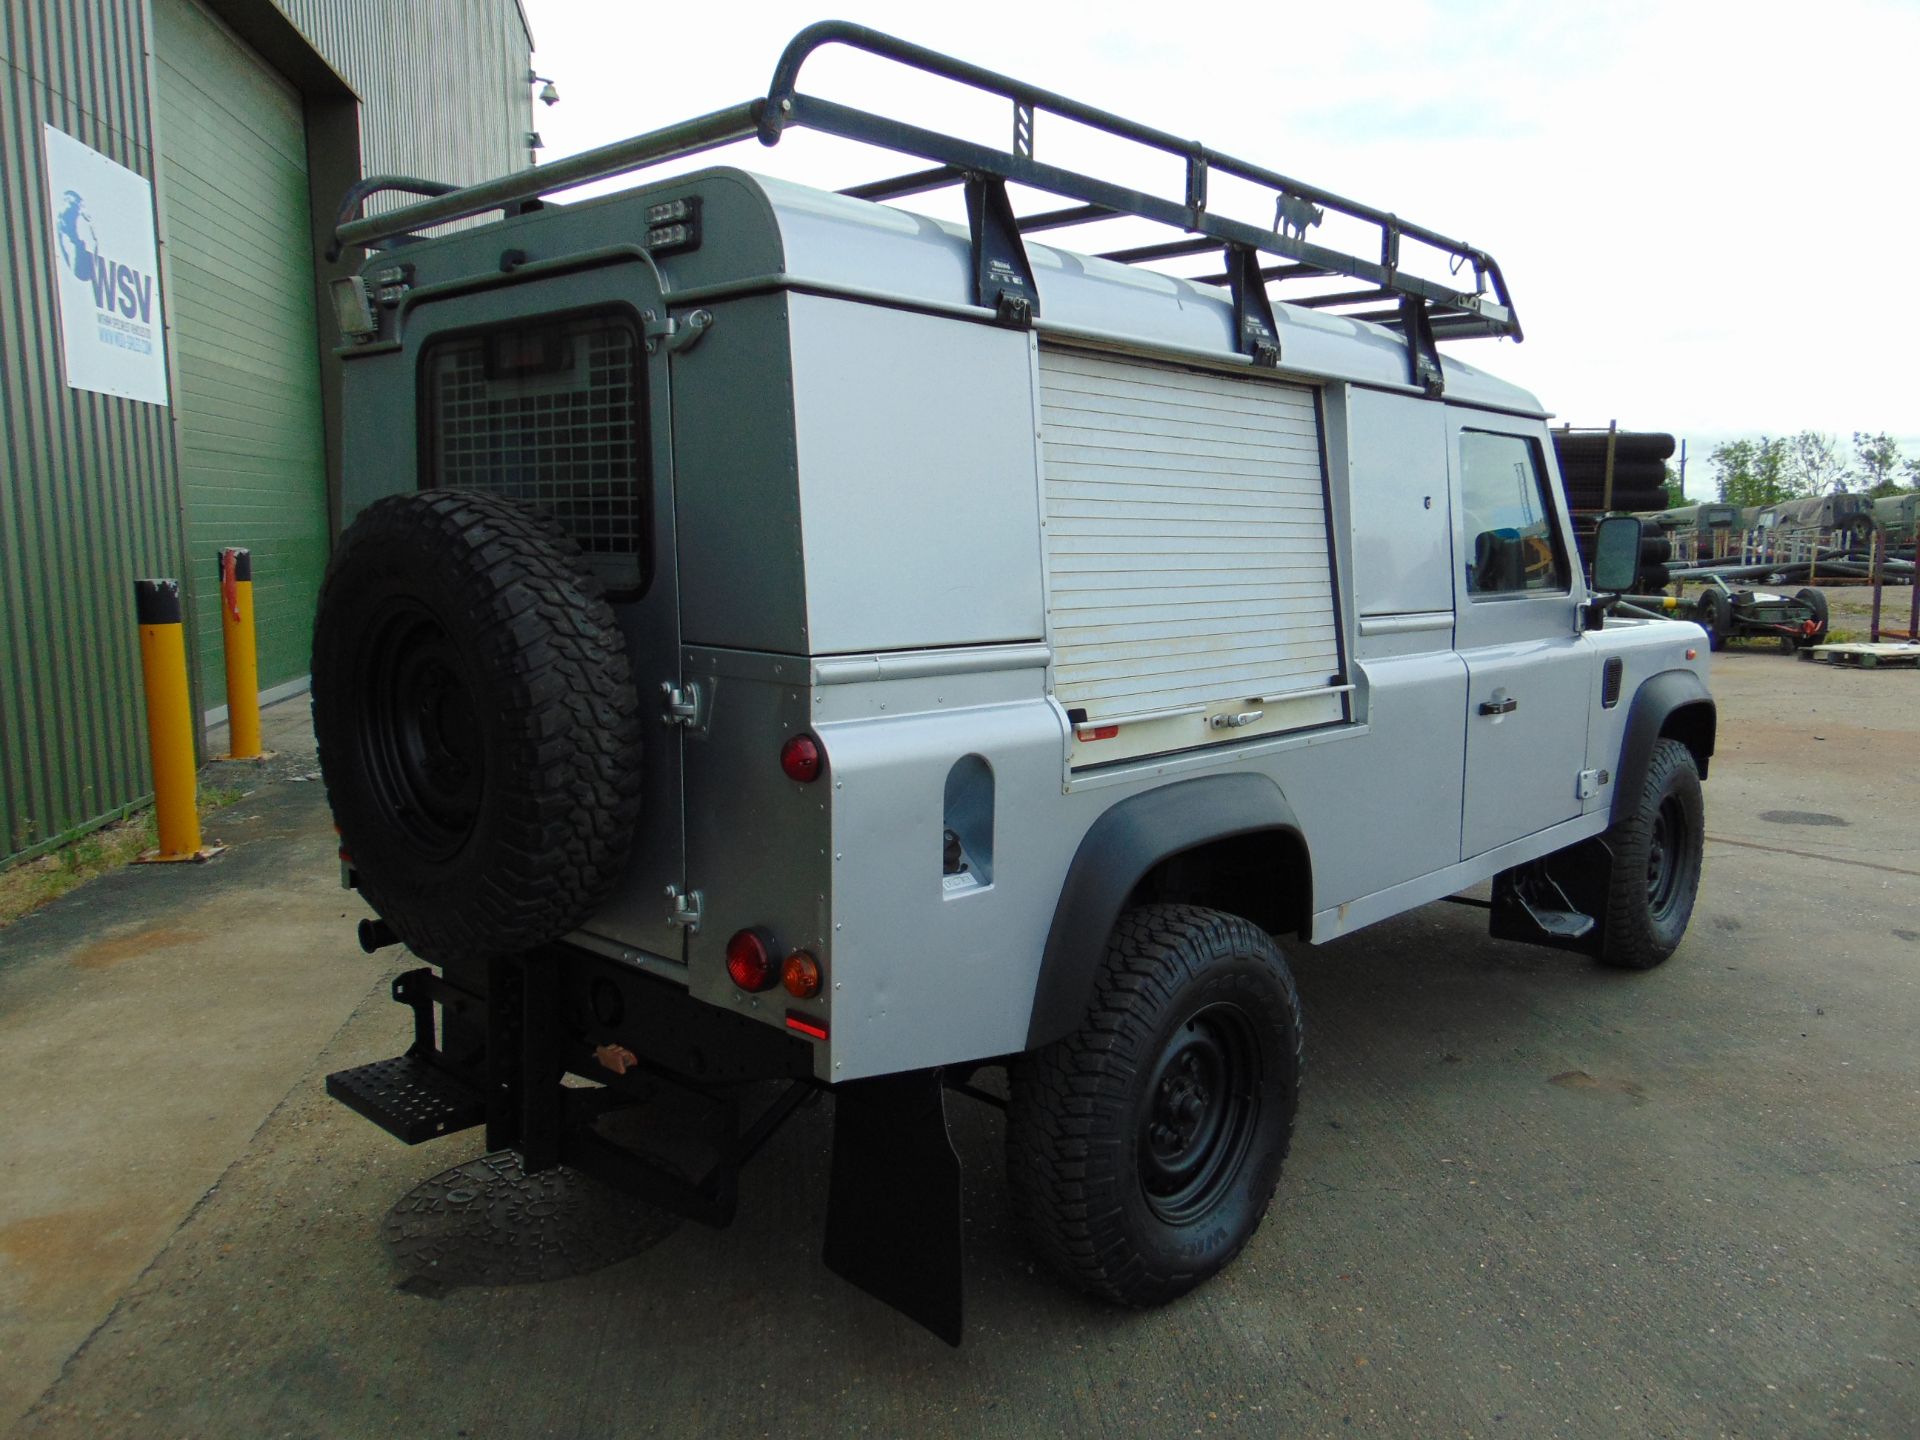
[1758,810,1849,827]
[383,1150,681,1289]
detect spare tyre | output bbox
[312,490,643,963]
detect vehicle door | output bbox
[413,263,688,963]
[1449,413,1593,859]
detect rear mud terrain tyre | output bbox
[1598,739,1704,970]
[312,490,643,964]
[1006,904,1301,1307]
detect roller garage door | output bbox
[155,0,328,710]
[1037,347,1348,767]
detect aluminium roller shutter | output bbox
[1037,347,1347,766]
[154,0,329,713]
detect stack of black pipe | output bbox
[1555,430,1676,566]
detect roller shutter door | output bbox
[155,0,328,710]
[1037,348,1347,766]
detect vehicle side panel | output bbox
[787,295,1046,655]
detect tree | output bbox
[1853,432,1905,498]
[1712,437,1792,508]
[1785,430,1851,496]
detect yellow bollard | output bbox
[216,547,266,760]
[133,578,222,864]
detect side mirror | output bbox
[1591,515,1643,595]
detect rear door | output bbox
[1449,414,1593,859]
[413,265,688,963]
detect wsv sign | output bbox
[43,125,169,405]
[59,190,158,340]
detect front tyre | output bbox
[1006,904,1302,1307]
[1599,738,1705,970]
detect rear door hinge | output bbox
[664,885,704,932]
[641,307,714,355]
[661,679,706,729]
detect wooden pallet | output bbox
[1801,641,1920,668]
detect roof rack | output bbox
[332,21,1521,394]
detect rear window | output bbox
[420,310,649,595]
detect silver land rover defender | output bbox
[315,23,1713,1344]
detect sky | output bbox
[518,1,1920,497]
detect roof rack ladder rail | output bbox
[331,102,762,254]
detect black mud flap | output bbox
[823,1069,964,1347]
[1491,837,1613,958]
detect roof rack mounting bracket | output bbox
[1400,296,1444,398]
[965,175,1039,326]
[1225,245,1281,368]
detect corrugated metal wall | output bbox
[276,0,531,190]
[0,1,184,863]
[0,0,530,867]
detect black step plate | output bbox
[327,1054,485,1144]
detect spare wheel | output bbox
[312,490,643,963]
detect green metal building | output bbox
[0,0,535,865]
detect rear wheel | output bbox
[1598,739,1704,970]
[1007,904,1301,1307]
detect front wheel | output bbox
[1598,739,1705,970]
[1006,904,1302,1307]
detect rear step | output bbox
[326,1053,486,1144]
[325,967,487,1144]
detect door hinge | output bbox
[641,307,714,355]
[664,885,704,932]
[1576,767,1610,800]
[661,679,705,729]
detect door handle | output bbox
[1479,696,1518,716]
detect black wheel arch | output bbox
[1024,774,1310,1050]
[1610,669,1715,827]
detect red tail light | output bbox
[725,928,779,992]
[780,733,823,783]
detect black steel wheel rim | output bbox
[1646,795,1687,918]
[354,601,484,859]
[1138,1003,1261,1225]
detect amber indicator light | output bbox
[782,950,823,999]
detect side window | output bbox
[1458,430,1566,597]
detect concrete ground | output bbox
[3,653,1916,1439]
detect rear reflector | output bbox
[1075,724,1120,742]
[785,1012,828,1041]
